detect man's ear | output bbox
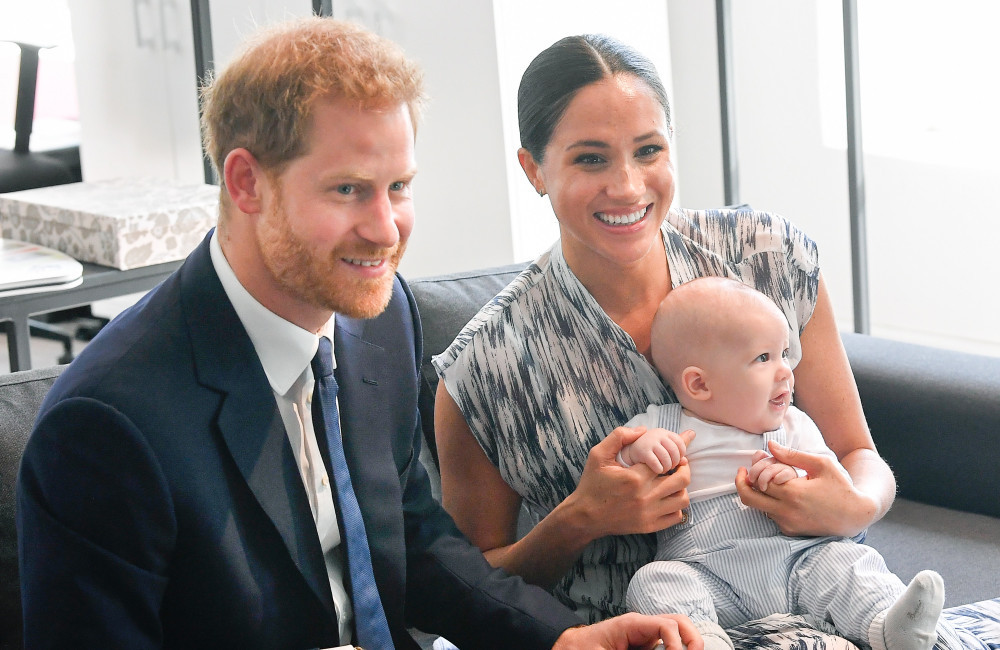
[680,366,711,402]
[517,147,546,196]
[223,148,267,216]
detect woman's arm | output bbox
[735,273,896,537]
[436,383,691,589]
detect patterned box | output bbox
[0,178,218,270]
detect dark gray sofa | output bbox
[2,263,999,648]
[407,263,1000,611]
[1,365,63,650]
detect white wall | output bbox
[209,0,313,71]
[667,0,1000,357]
[69,0,314,185]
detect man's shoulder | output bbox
[40,276,192,420]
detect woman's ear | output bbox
[223,148,267,216]
[680,366,711,402]
[517,147,546,196]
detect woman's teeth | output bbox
[596,207,647,225]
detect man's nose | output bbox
[358,193,400,248]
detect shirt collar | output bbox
[209,230,335,396]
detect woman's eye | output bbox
[636,144,663,158]
[574,153,605,166]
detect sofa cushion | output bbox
[408,263,528,466]
[866,498,1000,608]
[0,365,64,650]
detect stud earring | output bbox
[537,188,546,197]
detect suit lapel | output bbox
[334,317,394,522]
[334,313,410,629]
[179,234,334,614]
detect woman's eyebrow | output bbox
[566,139,609,150]
[565,131,665,151]
[633,130,664,143]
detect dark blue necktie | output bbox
[311,336,394,649]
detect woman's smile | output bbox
[595,205,650,226]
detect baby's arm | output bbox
[618,427,689,475]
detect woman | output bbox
[433,34,895,624]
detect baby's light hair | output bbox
[650,277,787,390]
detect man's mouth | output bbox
[344,258,384,267]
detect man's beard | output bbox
[257,201,405,320]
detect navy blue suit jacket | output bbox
[17,233,580,649]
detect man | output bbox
[17,17,700,649]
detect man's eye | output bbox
[336,185,355,195]
[390,181,407,191]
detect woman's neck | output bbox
[565,237,671,358]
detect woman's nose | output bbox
[606,162,644,200]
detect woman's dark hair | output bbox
[517,34,672,162]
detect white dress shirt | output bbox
[210,232,354,643]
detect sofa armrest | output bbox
[842,332,1000,519]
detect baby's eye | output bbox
[756,353,770,363]
[782,348,790,359]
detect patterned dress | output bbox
[433,208,821,622]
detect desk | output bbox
[0,259,181,371]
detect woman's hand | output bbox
[437,386,693,589]
[562,426,694,540]
[554,612,704,650]
[735,442,877,537]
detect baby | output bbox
[619,276,959,650]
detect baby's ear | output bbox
[680,366,711,402]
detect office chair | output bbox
[1,40,84,364]
[0,41,81,192]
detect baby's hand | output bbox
[747,450,800,492]
[619,427,691,474]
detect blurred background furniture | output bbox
[0,259,181,371]
[1,38,87,363]
[0,40,81,193]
